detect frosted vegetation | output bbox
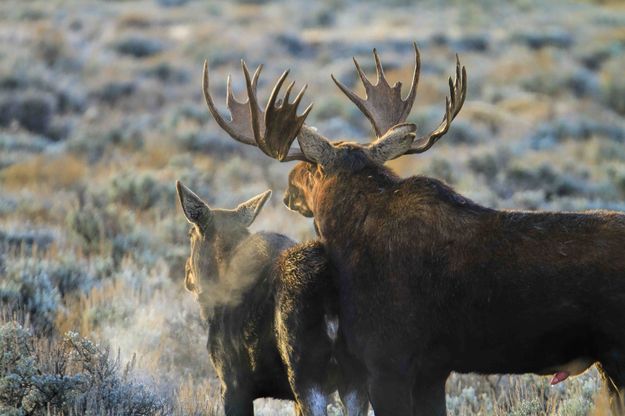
[0,0,624,414]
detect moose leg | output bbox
[298,388,333,416]
[275,301,335,415]
[338,377,369,416]
[222,388,254,416]
[367,372,413,416]
[285,340,334,416]
[339,389,369,416]
[411,378,447,416]
[335,336,369,415]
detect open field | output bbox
[1,0,625,414]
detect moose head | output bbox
[176,181,271,303]
[201,43,466,218]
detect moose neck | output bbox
[311,163,399,241]
[311,163,489,262]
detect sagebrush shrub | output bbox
[107,172,169,210]
[114,37,164,58]
[0,259,61,335]
[0,322,167,415]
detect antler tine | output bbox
[352,56,373,91]
[372,48,389,87]
[293,83,309,107]
[281,148,310,162]
[265,69,290,113]
[402,55,467,156]
[405,42,420,113]
[243,61,289,156]
[331,43,421,138]
[241,60,262,150]
[229,62,262,100]
[283,81,295,105]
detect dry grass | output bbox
[1,155,87,190]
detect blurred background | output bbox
[1,0,624,414]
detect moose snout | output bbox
[283,192,314,217]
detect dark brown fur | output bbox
[284,147,625,415]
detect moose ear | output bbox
[235,190,272,227]
[367,123,416,163]
[297,125,337,166]
[176,181,212,226]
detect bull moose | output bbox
[202,44,625,415]
[175,182,368,415]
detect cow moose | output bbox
[202,44,625,415]
[175,182,368,415]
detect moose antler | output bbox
[331,43,420,138]
[332,43,467,158]
[403,55,467,157]
[203,45,467,166]
[202,60,313,162]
